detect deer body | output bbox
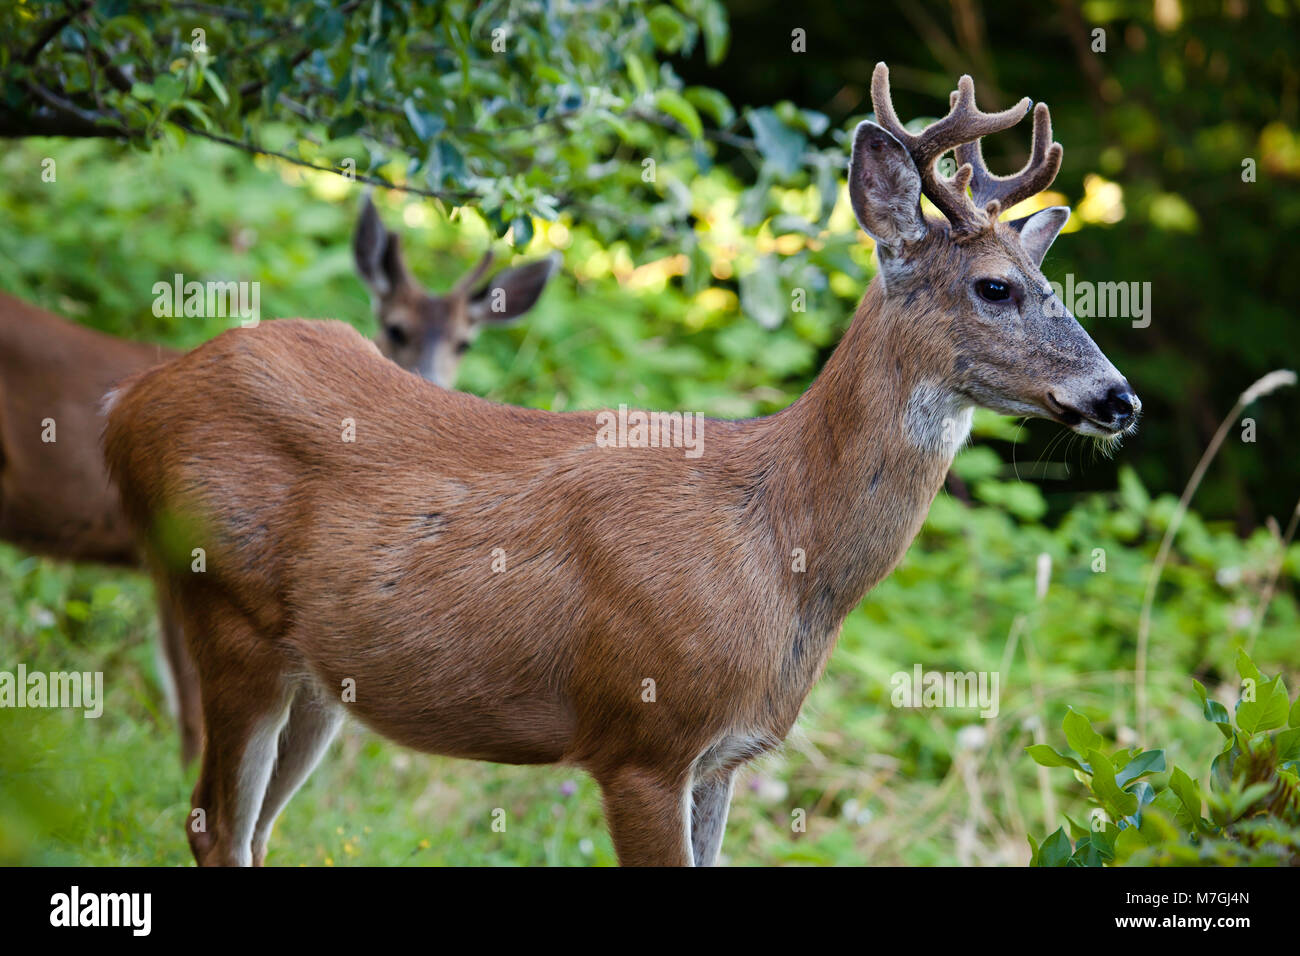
[104,65,1139,865]
[0,292,177,563]
[104,298,954,865]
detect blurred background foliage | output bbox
[0,0,1297,865]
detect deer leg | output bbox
[596,766,693,866]
[690,771,735,866]
[157,591,204,766]
[250,680,342,866]
[185,599,292,867]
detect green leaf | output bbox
[1115,749,1166,787]
[1236,676,1289,734]
[1037,827,1072,867]
[1026,833,1040,867]
[509,215,534,248]
[1025,745,1085,772]
[1088,749,1139,818]
[697,0,729,64]
[1069,835,1111,867]
[1114,821,1147,860]
[747,107,806,177]
[1063,814,1090,842]
[1117,465,1150,515]
[403,98,445,142]
[1235,649,1262,683]
[1168,766,1203,825]
[1063,708,1104,757]
[328,111,366,139]
[1275,726,1300,762]
[648,5,693,54]
[1291,697,1300,729]
[655,90,703,140]
[738,255,784,330]
[1193,679,1233,737]
[201,67,229,107]
[64,599,90,622]
[684,86,734,128]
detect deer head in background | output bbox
[353,193,559,387]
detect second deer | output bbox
[104,65,1139,864]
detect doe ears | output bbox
[467,252,561,324]
[847,121,928,263]
[1009,205,1070,266]
[354,191,410,299]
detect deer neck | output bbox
[747,280,970,629]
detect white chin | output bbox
[1070,420,1123,439]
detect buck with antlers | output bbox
[0,196,553,765]
[103,64,1138,866]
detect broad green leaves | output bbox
[1030,651,1300,866]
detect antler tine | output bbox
[955,101,1064,214]
[453,247,496,294]
[870,62,1034,233]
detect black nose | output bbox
[1095,383,1139,428]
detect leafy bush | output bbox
[1029,651,1300,866]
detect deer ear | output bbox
[354,194,409,298]
[1009,205,1070,266]
[848,121,927,258]
[468,253,559,324]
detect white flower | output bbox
[956,724,987,751]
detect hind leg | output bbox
[156,590,204,766]
[690,771,735,866]
[184,598,292,867]
[250,679,342,866]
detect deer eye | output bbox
[386,325,409,346]
[455,341,471,355]
[975,279,1013,303]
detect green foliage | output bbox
[1,0,760,248]
[1029,652,1300,866]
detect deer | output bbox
[353,193,560,388]
[102,64,1140,866]
[0,197,555,766]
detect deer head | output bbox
[353,194,559,387]
[848,63,1139,441]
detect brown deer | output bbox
[0,199,555,765]
[103,64,1139,866]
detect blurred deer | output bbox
[1,198,556,766]
[104,65,1138,866]
[353,193,559,388]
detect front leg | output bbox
[690,772,734,866]
[597,766,693,866]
